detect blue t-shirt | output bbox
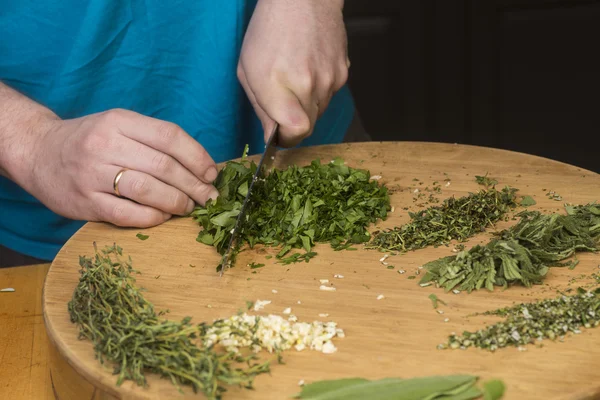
[0,1,354,261]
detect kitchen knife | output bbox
[219,123,279,276]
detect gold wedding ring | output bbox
[113,168,129,197]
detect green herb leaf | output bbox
[482,380,506,400]
[294,375,481,400]
[475,173,498,188]
[429,294,447,309]
[249,262,265,269]
[520,195,536,207]
[136,233,149,241]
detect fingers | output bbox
[104,109,218,184]
[237,66,278,141]
[90,192,171,228]
[102,135,218,206]
[107,167,195,216]
[239,61,347,147]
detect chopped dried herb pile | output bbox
[441,287,600,352]
[368,186,518,252]
[68,244,269,399]
[420,203,600,292]
[192,148,390,269]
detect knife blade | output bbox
[219,123,279,276]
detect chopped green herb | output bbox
[520,195,536,207]
[368,186,518,253]
[408,276,416,280]
[475,173,498,188]
[265,255,273,260]
[192,148,390,270]
[189,264,196,268]
[277,252,317,265]
[249,262,265,269]
[441,287,600,352]
[136,233,149,241]
[429,294,447,309]
[386,265,395,270]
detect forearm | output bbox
[0,82,58,181]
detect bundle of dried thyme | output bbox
[440,287,600,352]
[191,146,390,270]
[68,244,269,399]
[368,186,518,253]
[420,204,600,292]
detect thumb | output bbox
[259,86,312,148]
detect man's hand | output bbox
[238,0,349,148]
[0,84,219,228]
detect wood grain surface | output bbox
[0,263,54,400]
[43,142,600,400]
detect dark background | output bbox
[343,0,600,173]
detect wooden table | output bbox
[5,142,600,400]
[0,263,54,399]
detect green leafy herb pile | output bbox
[367,186,518,253]
[294,375,505,400]
[68,244,270,400]
[419,204,600,292]
[440,287,600,352]
[191,147,390,269]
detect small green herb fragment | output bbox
[249,262,265,269]
[429,294,447,309]
[189,264,196,268]
[520,195,536,207]
[265,255,273,260]
[386,265,395,270]
[483,380,506,400]
[277,252,317,265]
[408,276,416,280]
[475,173,498,188]
[136,233,149,240]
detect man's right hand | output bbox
[2,100,219,228]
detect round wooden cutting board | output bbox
[43,142,600,400]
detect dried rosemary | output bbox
[67,244,270,399]
[419,204,600,292]
[191,147,390,270]
[440,287,600,352]
[368,186,518,253]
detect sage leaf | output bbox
[136,233,149,240]
[483,380,505,400]
[294,375,480,400]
